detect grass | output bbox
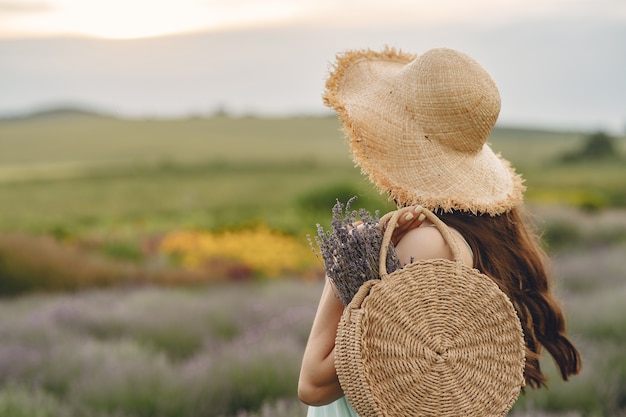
[0,114,349,168]
[1,113,624,237]
[0,156,383,236]
[1,112,626,416]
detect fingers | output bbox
[398,206,426,228]
[391,206,426,245]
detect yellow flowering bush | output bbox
[159,226,318,279]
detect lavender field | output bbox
[0,282,313,417]
[1,206,625,417]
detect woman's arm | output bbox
[298,207,427,406]
[298,278,345,405]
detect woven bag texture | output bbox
[335,207,525,417]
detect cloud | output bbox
[0,1,53,13]
[297,0,626,27]
[0,4,623,131]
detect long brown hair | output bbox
[437,207,581,388]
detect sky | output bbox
[3,0,621,40]
[1,0,625,131]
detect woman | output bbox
[298,47,581,415]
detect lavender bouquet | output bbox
[309,197,402,305]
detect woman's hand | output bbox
[390,206,426,246]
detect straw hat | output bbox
[324,47,525,215]
[335,207,526,417]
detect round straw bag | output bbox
[335,207,525,417]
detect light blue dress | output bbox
[307,397,360,417]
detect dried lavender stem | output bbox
[308,197,401,305]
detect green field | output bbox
[0,114,373,234]
[1,112,625,236]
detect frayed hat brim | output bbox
[324,47,525,215]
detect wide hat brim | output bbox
[324,47,525,215]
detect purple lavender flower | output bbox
[309,197,401,305]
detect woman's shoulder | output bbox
[394,223,473,267]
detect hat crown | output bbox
[402,48,501,153]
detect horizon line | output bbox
[0,104,616,135]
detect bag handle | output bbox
[378,206,464,278]
[343,278,378,323]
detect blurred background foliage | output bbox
[0,111,625,416]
